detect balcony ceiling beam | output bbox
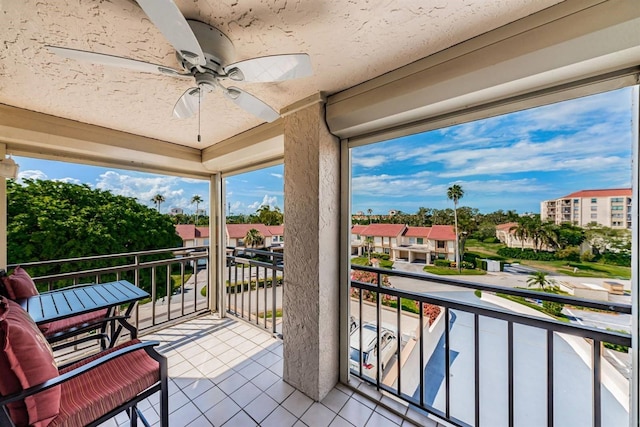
[0,104,211,178]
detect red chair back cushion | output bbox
[2,267,39,300]
[0,296,60,427]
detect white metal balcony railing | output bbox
[9,248,634,427]
[8,245,211,334]
[349,264,632,427]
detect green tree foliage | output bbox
[248,205,283,226]
[7,179,183,292]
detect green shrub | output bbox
[434,259,451,267]
[483,237,500,243]
[556,246,581,262]
[542,300,564,316]
[497,247,556,261]
[580,251,595,262]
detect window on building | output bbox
[417,238,424,244]
[591,206,597,211]
[590,214,597,219]
[437,241,445,249]
[591,198,597,203]
[409,237,416,244]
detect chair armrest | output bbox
[0,341,163,406]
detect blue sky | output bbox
[14,87,634,216]
[351,87,634,214]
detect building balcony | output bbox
[9,248,630,427]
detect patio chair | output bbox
[0,296,168,427]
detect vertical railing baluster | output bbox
[181,261,185,317]
[272,262,277,334]
[508,322,514,427]
[475,313,480,427]
[248,264,252,322]
[376,271,382,387]
[166,264,171,321]
[240,262,245,320]
[445,308,451,418]
[151,267,156,326]
[396,293,402,396]
[419,301,425,408]
[193,264,198,313]
[547,330,554,427]
[264,265,268,329]
[594,340,601,427]
[359,286,364,378]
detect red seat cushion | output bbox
[2,267,39,300]
[42,308,109,337]
[51,339,159,427]
[0,297,61,427]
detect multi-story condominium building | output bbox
[350,223,456,264]
[540,188,632,229]
[176,224,285,250]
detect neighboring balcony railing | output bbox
[225,247,284,337]
[349,264,632,427]
[8,245,210,334]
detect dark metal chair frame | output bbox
[0,341,169,427]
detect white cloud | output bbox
[270,173,283,179]
[57,177,83,185]
[247,194,279,210]
[94,170,205,213]
[18,169,47,181]
[352,155,388,168]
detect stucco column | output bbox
[282,96,340,401]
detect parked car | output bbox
[349,316,358,335]
[349,323,397,372]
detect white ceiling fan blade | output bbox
[136,0,206,66]
[46,46,188,77]
[224,54,312,82]
[224,87,279,122]
[173,87,202,119]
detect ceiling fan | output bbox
[46,0,312,125]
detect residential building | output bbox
[174,224,209,247]
[169,207,183,215]
[354,223,407,255]
[225,223,284,249]
[541,188,632,229]
[495,222,538,249]
[351,224,456,264]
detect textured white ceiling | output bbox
[0,0,563,150]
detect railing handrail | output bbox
[351,264,631,314]
[7,245,210,269]
[351,279,630,346]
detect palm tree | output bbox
[527,271,554,290]
[367,208,373,224]
[447,184,464,271]
[244,228,264,249]
[191,195,203,225]
[364,236,374,261]
[151,194,165,212]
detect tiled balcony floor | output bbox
[97,315,441,427]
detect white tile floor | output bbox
[98,315,444,427]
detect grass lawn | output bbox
[351,256,394,269]
[423,266,487,276]
[465,239,506,258]
[464,239,630,280]
[258,309,283,318]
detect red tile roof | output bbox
[428,225,456,240]
[404,227,431,238]
[351,225,368,234]
[495,222,518,232]
[360,224,406,237]
[226,224,273,239]
[562,188,631,199]
[266,225,284,235]
[175,225,209,240]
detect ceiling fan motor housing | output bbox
[176,20,236,74]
